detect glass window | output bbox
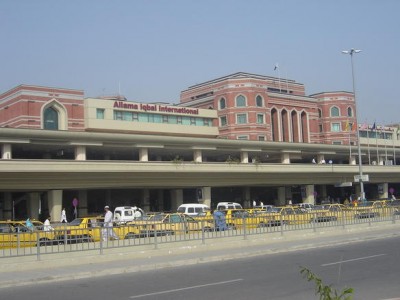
[114,111,123,120]
[330,106,340,117]
[236,113,247,124]
[318,109,322,118]
[257,114,264,124]
[190,117,196,125]
[319,124,323,132]
[331,123,341,132]
[256,95,263,107]
[96,108,105,119]
[237,135,248,140]
[220,116,227,126]
[258,136,265,141]
[162,115,169,123]
[236,95,246,107]
[219,98,226,109]
[44,107,58,130]
[347,107,353,117]
[203,118,210,126]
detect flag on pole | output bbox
[371,122,376,131]
[344,120,350,131]
[274,63,279,70]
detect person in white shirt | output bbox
[102,206,118,241]
[60,208,68,223]
[44,216,54,231]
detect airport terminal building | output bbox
[0,72,399,221]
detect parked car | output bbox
[177,203,210,216]
[131,213,214,236]
[0,220,56,248]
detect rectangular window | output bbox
[162,115,169,123]
[114,111,123,120]
[237,135,249,140]
[258,136,265,141]
[177,116,182,124]
[331,123,340,132]
[332,141,342,145]
[190,117,196,125]
[236,113,247,124]
[203,118,209,126]
[96,108,105,119]
[220,116,227,126]
[319,124,323,132]
[257,114,264,124]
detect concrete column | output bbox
[378,183,389,199]
[78,190,88,217]
[170,189,183,212]
[303,185,315,204]
[1,144,12,159]
[193,150,202,163]
[276,187,286,206]
[142,189,151,212]
[157,189,164,212]
[317,154,325,164]
[47,190,62,222]
[75,145,86,161]
[320,185,328,201]
[280,153,290,164]
[349,155,356,165]
[240,151,249,163]
[27,192,41,220]
[243,187,251,208]
[202,187,211,208]
[139,148,148,162]
[3,192,12,219]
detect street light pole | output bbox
[342,48,365,201]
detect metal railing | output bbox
[1,207,399,260]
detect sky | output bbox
[1,0,399,125]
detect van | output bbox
[113,206,145,223]
[216,202,243,210]
[177,203,210,216]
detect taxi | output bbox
[131,213,214,236]
[0,220,56,249]
[54,216,143,243]
[348,200,388,219]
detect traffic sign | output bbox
[354,175,369,182]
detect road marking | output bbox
[321,254,386,267]
[129,278,243,298]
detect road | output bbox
[2,235,400,300]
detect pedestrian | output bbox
[312,158,316,164]
[213,209,227,231]
[60,208,68,223]
[102,206,118,241]
[26,218,34,231]
[252,200,256,207]
[44,216,54,231]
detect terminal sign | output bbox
[354,175,369,182]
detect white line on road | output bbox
[321,254,386,267]
[129,278,244,299]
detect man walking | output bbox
[103,206,118,241]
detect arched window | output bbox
[219,98,226,109]
[43,107,59,130]
[256,95,263,107]
[236,95,246,107]
[347,107,353,117]
[330,106,340,117]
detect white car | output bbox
[114,206,145,223]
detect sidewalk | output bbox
[1,221,399,289]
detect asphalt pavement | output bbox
[1,221,400,289]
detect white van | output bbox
[216,202,243,210]
[177,203,210,216]
[113,206,145,223]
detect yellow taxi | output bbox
[0,220,56,249]
[54,216,143,243]
[131,213,214,236]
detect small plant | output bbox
[226,155,240,164]
[171,155,184,164]
[300,267,354,300]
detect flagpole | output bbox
[375,127,379,164]
[392,128,396,165]
[384,128,388,163]
[367,129,371,165]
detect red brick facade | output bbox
[180,72,357,145]
[0,85,85,131]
